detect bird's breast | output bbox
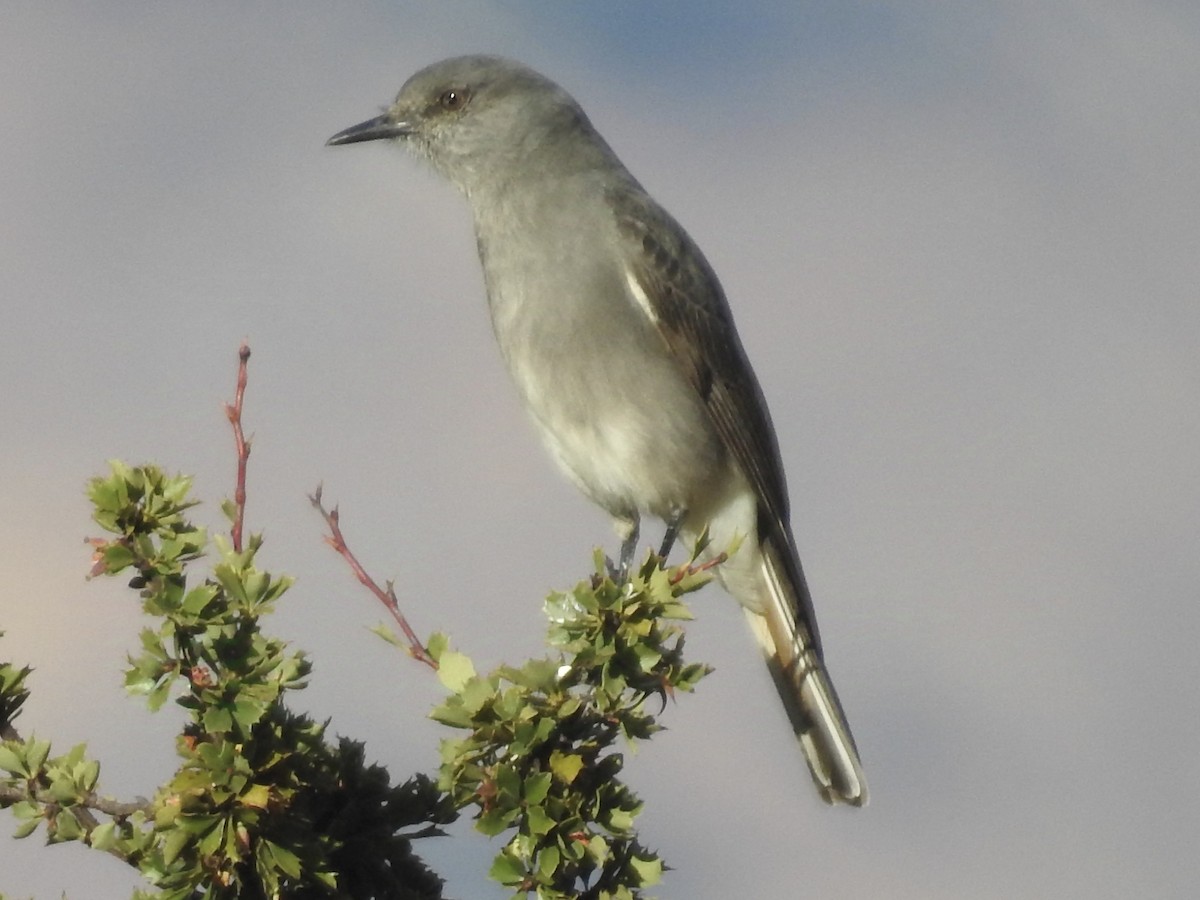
[478,222,726,518]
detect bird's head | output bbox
[327,55,606,197]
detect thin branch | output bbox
[0,779,152,860]
[399,823,450,841]
[79,792,151,819]
[223,342,252,553]
[309,486,438,670]
[669,552,728,585]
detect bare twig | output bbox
[223,342,252,552]
[309,486,438,670]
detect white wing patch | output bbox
[623,266,659,324]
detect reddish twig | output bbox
[669,552,728,585]
[224,343,252,552]
[309,486,437,670]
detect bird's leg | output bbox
[609,513,640,581]
[658,507,686,560]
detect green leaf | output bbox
[242,568,270,606]
[62,742,86,768]
[537,844,561,880]
[0,742,27,776]
[477,807,518,837]
[196,817,226,857]
[629,853,664,886]
[161,824,191,865]
[488,850,527,886]
[457,676,496,715]
[181,584,219,616]
[101,542,137,572]
[544,591,584,625]
[549,751,584,785]
[89,820,118,852]
[369,623,404,648]
[525,804,554,837]
[633,643,662,672]
[425,631,450,661]
[524,771,552,805]
[494,763,521,800]
[240,783,271,809]
[47,772,80,804]
[436,651,476,693]
[26,736,52,772]
[203,706,233,734]
[77,757,100,793]
[51,808,83,842]
[262,839,303,878]
[232,698,267,730]
[12,816,40,839]
[604,806,635,834]
[585,833,610,864]
[429,703,473,729]
[146,677,173,712]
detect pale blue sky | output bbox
[3,3,1199,898]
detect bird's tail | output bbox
[744,531,868,806]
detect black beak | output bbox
[326,114,413,146]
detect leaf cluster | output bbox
[0,644,31,738]
[0,734,101,845]
[429,549,713,899]
[3,457,721,899]
[3,462,454,898]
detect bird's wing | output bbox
[606,183,822,651]
[607,187,789,522]
[608,185,868,805]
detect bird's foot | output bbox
[658,508,686,560]
[606,516,641,582]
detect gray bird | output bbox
[328,55,867,806]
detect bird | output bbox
[327,55,867,805]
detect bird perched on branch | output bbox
[328,55,867,806]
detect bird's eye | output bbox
[439,88,470,111]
